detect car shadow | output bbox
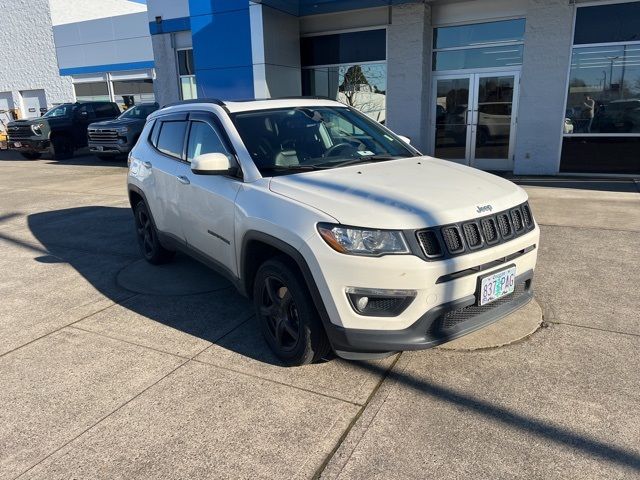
[23,205,288,366]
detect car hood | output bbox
[268,156,527,229]
[89,118,142,128]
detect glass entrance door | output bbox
[432,71,519,170]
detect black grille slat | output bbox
[511,208,524,232]
[442,226,464,254]
[481,218,499,244]
[417,230,443,258]
[497,214,513,238]
[521,204,533,227]
[463,222,482,248]
[415,202,534,261]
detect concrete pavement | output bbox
[1,151,638,479]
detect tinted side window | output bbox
[186,121,230,162]
[94,103,118,118]
[157,121,188,159]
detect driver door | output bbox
[179,112,241,276]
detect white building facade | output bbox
[0,0,74,119]
[51,0,157,111]
[141,0,640,176]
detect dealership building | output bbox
[4,0,640,175]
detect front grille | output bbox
[463,222,482,248]
[88,129,118,143]
[416,230,442,258]
[415,202,535,260]
[7,125,33,140]
[442,227,464,253]
[428,280,530,334]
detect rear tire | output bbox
[133,200,175,265]
[52,136,74,160]
[253,257,330,366]
[19,152,42,160]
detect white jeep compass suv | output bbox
[127,98,539,365]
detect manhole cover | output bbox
[437,299,543,351]
[117,254,231,295]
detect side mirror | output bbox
[397,135,411,145]
[191,152,236,175]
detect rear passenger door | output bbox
[180,112,241,276]
[147,114,192,242]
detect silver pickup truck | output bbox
[88,103,158,160]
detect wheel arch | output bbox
[240,231,334,335]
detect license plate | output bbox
[93,145,103,152]
[13,142,21,148]
[478,265,516,306]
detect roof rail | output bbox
[161,98,226,109]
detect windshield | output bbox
[119,104,158,120]
[231,106,416,175]
[43,104,73,118]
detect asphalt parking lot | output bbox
[1,151,639,479]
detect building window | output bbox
[301,29,387,123]
[432,19,526,71]
[562,1,640,174]
[112,79,155,110]
[177,49,197,100]
[74,82,110,102]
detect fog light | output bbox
[346,287,416,317]
[356,296,369,311]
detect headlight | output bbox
[31,123,44,135]
[317,223,410,256]
[116,126,129,134]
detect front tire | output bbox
[133,200,175,265]
[19,152,42,160]
[253,258,330,366]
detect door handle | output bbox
[176,175,190,185]
[142,161,152,169]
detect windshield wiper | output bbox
[260,164,324,173]
[318,155,403,169]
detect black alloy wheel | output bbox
[253,258,330,365]
[259,276,301,352]
[133,201,175,264]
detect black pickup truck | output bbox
[6,101,120,160]
[88,103,159,160]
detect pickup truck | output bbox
[6,101,120,160]
[88,103,159,160]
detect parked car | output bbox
[127,98,540,365]
[6,101,120,160]
[594,99,640,133]
[88,103,159,160]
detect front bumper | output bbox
[8,139,50,152]
[327,270,533,359]
[300,224,540,358]
[88,141,131,155]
